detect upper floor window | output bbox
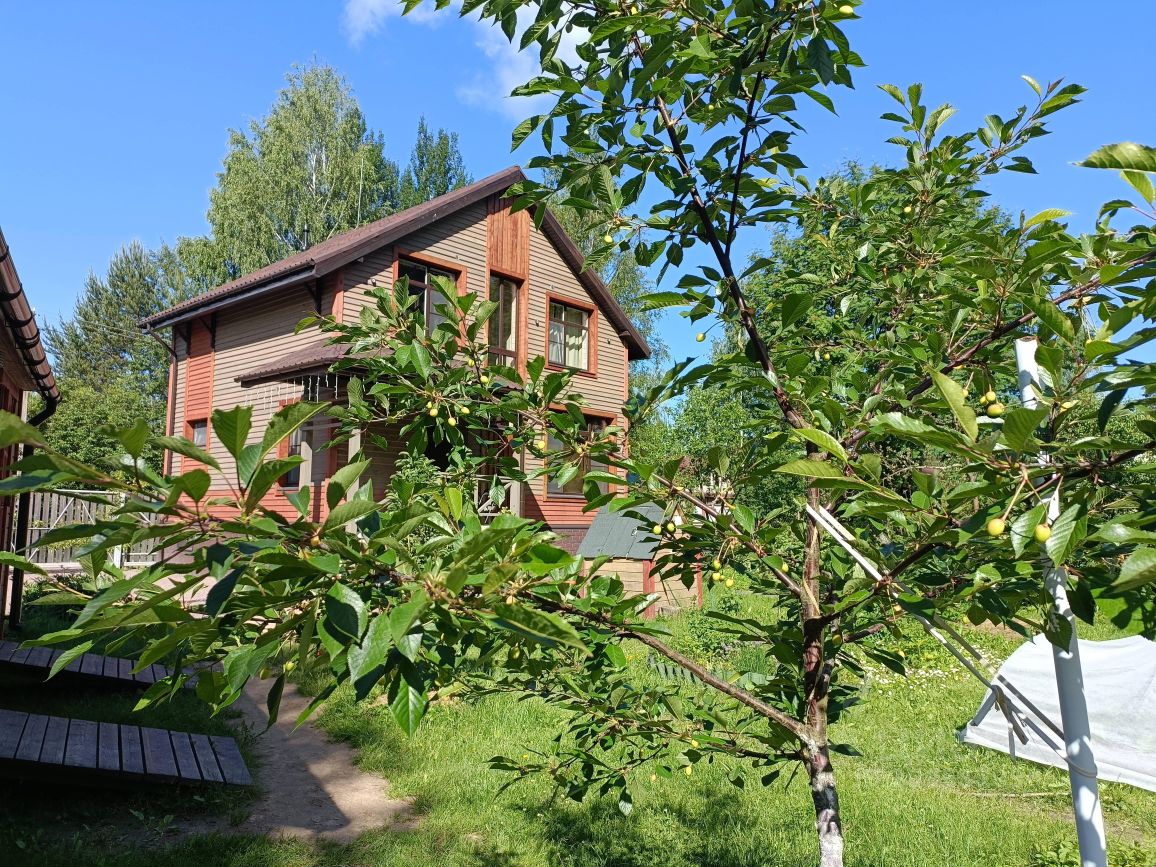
[188,418,208,448]
[399,258,455,331]
[488,275,519,367]
[548,300,591,371]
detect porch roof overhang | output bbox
[236,339,352,386]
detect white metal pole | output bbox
[1015,336,1108,867]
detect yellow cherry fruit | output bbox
[447,416,457,427]
[690,739,699,748]
[986,517,1006,537]
[983,390,997,404]
[426,400,434,409]
[823,352,832,361]
[429,406,439,417]
[696,332,706,343]
[684,765,693,777]
[832,633,844,647]
[892,603,903,615]
[711,570,723,582]
[838,3,854,13]
[711,558,722,570]
[986,402,1005,417]
[259,667,270,680]
[652,523,663,535]
[1034,523,1052,543]
[603,234,614,244]
[666,521,676,533]
[724,577,735,588]
[903,205,913,214]
[650,773,657,782]
[535,439,548,450]
[459,405,471,415]
[1061,400,1076,411]
[480,375,491,385]
[283,660,296,674]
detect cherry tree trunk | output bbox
[806,744,845,867]
[801,488,844,867]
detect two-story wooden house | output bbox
[142,167,650,552]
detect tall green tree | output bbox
[398,117,472,209]
[42,241,192,471]
[179,63,401,285]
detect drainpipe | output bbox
[9,395,58,627]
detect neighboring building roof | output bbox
[236,338,351,385]
[142,167,651,360]
[576,503,665,560]
[0,227,58,404]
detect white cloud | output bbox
[341,0,579,122]
[341,0,444,46]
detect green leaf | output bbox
[48,640,94,678]
[410,342,432,378]
[1121,171,1155,205]
[780,292,812,328]
[112,420,152,459]
[805,36,834,84]
[260,401,327,456]
[323,499,379,532]
[1023,296,1075,344]
[774,458,845,479]
[1001,407,1048,453]
[1045,504,1086,567]
[155,436,220,471]
[211,405,252,458]
[1023,208,1071,229]
[1079,142,1156,173]
[522,544,576,577]
[327,459,372,510]
[265,674,286,729]
[349,616,391,698]
[791,427,847,461]
[325,582,367,643]
[1010,504,1046,558]
[389,591,429,649]
[931,371,978,441]
[0,410,47,450]
[0,550,46,577]
[388,661,428,736]
[1113,547,1156,592]
[489,604,588,654]
[205,567,243,616]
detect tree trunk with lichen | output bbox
[802,490,845,867]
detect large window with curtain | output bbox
[547,300,591,371]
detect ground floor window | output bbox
[547,415,610,497]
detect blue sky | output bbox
[1,1,1152,365]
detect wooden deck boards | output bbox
[0,640,175,688]
[0,709,249,786]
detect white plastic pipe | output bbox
[1015,336,1108,867]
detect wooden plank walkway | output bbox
[0,640,170,686]
[0,708,250,786]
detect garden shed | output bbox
[577,504,702,618]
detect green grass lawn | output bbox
[2,589,1154,867]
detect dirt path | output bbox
[223,679,417,842]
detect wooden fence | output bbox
[24,489,157,572]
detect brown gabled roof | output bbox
[143,167,651,360]
[0,227,59,404]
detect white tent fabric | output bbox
[961,634,1156,792]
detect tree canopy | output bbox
[399,117,473,210]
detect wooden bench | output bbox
[0,639,171,686]
[0,708,250,786]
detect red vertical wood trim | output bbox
[164,354,176,475]
[181,321,215,473]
